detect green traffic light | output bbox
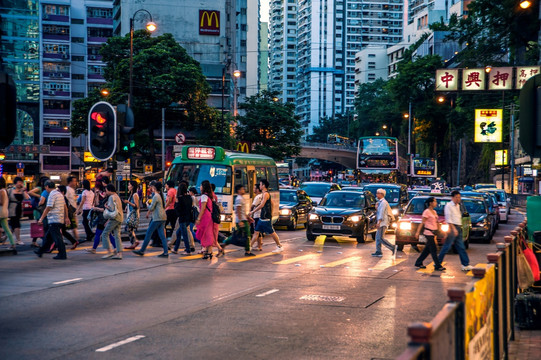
[129,140,135,148]
[123,145,128,151]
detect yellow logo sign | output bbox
[199,10,220,35]
[236,142,250,153]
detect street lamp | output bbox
[233,70,241,116]
[519,0,532,9]
[129,9,157,108]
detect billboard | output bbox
[474,109,502,143]
[435,69,459,91]
[495,150,508,166]
[199,10,220,36]
[411,157,437,177]
[462,69,485,91]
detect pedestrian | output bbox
[195,180,218,259]
[250,183,264,251]
[219,184,255,257]
[28,176,48,247]
[85,180,116,254]
[188,186,199,251]
[124,181,140,250]
[439,191,473,271]
[8,177,29,245]
[76,180,95,242]
[414,197,446,271]
[0,177,16,253]
[35,181,70,260]
[173,182,193,255]
[164,180,178,246]
[371,188,397,258]
[96,184,124,259]
[249,179,283,253]
[132,181,168,257]
[57,185,79,250]
[210,183,223,254]
[65,176,79,245]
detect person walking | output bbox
[76,180,95,243]
[219,184,255,257]
[250,183,263,251]
[173,182,193,255]
[414,197,446,271]
[85,180,116,254]
[188,186,199,251]
[0,177,16,253]
[35,182,70,260]
[133,181,168,257]
[57,185,79,250]
[124,181,140,250]
[99,184,124,259]
[65,176,79,245]
[28,176,48,247]
[195,180,218,259]
[439,190,473,271]
[164,180,178,245]
[371,188,397,258]
[249,179,283,253]
[8,177,29,245]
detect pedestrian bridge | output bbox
[298,142,357,168]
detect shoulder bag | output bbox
[103,199,118,220]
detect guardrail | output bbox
[397,221,527,360]
[299,142,357,152]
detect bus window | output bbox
[255,167,266,183]
[167,163,232,195]
[234,167,248,189]
[267,167,279,190]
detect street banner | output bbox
[495,150,508,166]
[436,69,459,91]
[474,109,503,143]
[488,67,513,90]
[463,69,486,91]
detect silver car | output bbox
[486,189,510,223]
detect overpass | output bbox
[297,142,357,168]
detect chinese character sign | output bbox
[435,69,458,91]
[462,69,485,90]
[488,67,513,90]
[516,66,540,89]
[187,147,216,160]
[474,109,503,143]
[495,150,508,166]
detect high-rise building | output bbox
[259,22,269,92]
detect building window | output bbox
[72,55,84,61]
[43,62,70,73]
[240,40,246,47]
[43,82,70,92]
[71,37,84,43]
[43,25,70,36]
[43,99,70,110]
[72,92,85,98]
[72,74,84,80]
[43,4,69,16]
[43,43,69,54]
[88,65,104,75]
[71,18,84,24]
[87,27,112,38]
[86,7,113,19]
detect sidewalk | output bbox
[508,328,541,360]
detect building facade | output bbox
[354,45,388,87]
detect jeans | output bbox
[174,222,190,252]
[438,226,469,266]
[224,221,251,252]
[415,235,442,268]
[165,210,178,238]
[93,227,116,250]
[101,219,122,253]
[40,223,66,258]
[375,226,394,253]
[82,209,94,240]
[140,220,168,254]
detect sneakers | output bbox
[157,253,169,258]
[415,264,426,269]
[434,267,446,271]
[102,252,115,259]
[392,245,398,260]
[461,265,473,271]
[70,241,79,250]
[371,252,383,257]
[244,252,256,257]
[132,250,144,256]
[111,253,123,260]
[272,246,284,253]
[16,240,24,246]
[85,248,96,254]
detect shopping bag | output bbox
[522,240,540,282]
[518,246,535,289]
[30,222,44,238]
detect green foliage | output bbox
[235,90,302,160]
[307,113,353,143]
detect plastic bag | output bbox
[522,239,540,282]
[518,246,535,289]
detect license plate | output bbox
[322,225,341,230]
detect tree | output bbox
[307,114,352,143]
[235,91,302,160]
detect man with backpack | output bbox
[249,179,283,253]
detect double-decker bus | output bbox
[356,136,407,182]
[327,134,356,147]
[165,146,279,233]
[411,157,437,178]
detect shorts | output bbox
[9,216,21,229]
[255,219,274,235]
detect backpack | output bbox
[207,198,221,224]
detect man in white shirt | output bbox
[439,191,472,271]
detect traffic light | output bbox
[88,101,116,161]
[0,72,17,148]
[519,74,541,158]
[116,104,135,161]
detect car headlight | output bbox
[476,220,487,227]
[392,209,399,216]
[280,209,292,216]
[309,214,319,221]
[398,222,412,230]
[349,215,361,222]
[441,224,450,232]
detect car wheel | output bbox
[356,223,368,243]
[287,216,297,231]
[306,230,316,241]
[397,244,404,251]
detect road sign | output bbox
[175,132,185,145]
[144,165,153,174]
[16,162,24,169]
[173,145,182,152]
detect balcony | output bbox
[43,13,69,23]
[87,17,113,25]
[43,71,70,79]
[88,73,104,80]
[87,36,108,43]
[43,108,70,115]
[43,52,70,60]
[43,89,70,97]
[88,54,103,62]
[43,33,69,41]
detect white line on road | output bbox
[52,278,82,285]
[95,335,145,352]
[256,289,279,297]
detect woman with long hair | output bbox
[195,180,221,259]
[173,182,194,255]
[85,179,116,253]
[133,181,168,257]
[124,180,140,249]
[414,197,446,271]
[76,180,95,242]
[8,177,29,245]
[0,177,16,253]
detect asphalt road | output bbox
[0,212,524,360]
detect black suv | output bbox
[276,189,313,230]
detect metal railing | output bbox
[300,141,357,152]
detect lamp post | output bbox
[129,9,157,108]
[233,69,241,116]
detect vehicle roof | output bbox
[409,194,453,199]
[301,182,338,185]
[327,190,366,195]
[363,183,405,188]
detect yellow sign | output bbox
[495,150,508,166]
[488,67,513,90]
[236,142,250,153]
[144,165,153,174]
[84,152,101,163]
[17,168,24,177]
[474,109,502,143]
[199,10,220,35]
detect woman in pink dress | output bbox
[195,180,218,259]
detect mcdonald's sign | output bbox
[199,10,220,36]
[236,142,251,153]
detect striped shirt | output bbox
[46,190,65,224]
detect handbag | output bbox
[103,201,118,220]
[518,245,536,289]
[30,222,45,238]
[418,234,427,243]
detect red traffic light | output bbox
[91,111,107,125]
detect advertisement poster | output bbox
[494,150,508,166]
[474,109,503,143]
[465,266,495,360]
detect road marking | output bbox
[95,335,145,352]
[274,253,320,265]
[52,278,82,285]
[181,249,236,260]
[369,258,406,271]
[321,256,362,268]
[227,251,279,263]
[256,289,280,297]
[300,294,345,302]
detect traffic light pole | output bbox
[162,108,165,172]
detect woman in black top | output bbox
[173,183,194,255]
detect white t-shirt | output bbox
[252,193,263,219]
[66,186,77,208]
[82,189,95,210]
[235,195,247,223]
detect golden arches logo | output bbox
[236,142,250,153]
[199,10,220,35]
[200,11,219,27]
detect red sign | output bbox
[199,10,220,36]
[187,147,216,160]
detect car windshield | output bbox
[279,190,298,203]
[364,186,400,204]
[320,193,364,208]
[300,183,331,197]
[476,184,496,189]
[491,191,506,202]
[463,199,486,214]
[166,163,232,195]
[405,198,451,216]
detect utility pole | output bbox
[162,108,165,172]
[510,104,516,194]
